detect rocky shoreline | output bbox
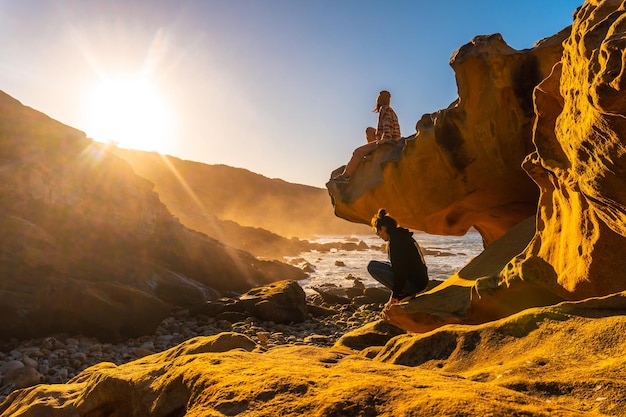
[0,285,391,403]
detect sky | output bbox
[1,0,582,187]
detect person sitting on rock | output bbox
[330,90,401,183]
[368,208,429,309]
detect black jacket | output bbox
[388,227,428,298]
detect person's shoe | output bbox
[330,174,350,184]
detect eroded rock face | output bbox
[328,29,570,246]
[501,0,626,300]
[0,91,305,341]
[349,1,626,333]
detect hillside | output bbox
[111,148,369,242]
[0,90,304,341]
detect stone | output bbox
[21,357,37,368]
[239,280,309,323]
[0,360,24,375]
[362,287,391,304]
[345,287,364,299]
[334,320,406,352]
[306,304,336,318]
[3,366,42,389]
[311,287,351,305]
[133,348,155,358]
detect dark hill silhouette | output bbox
[0,90,304,341]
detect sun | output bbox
[86,75,174,152]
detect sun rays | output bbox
[78,28,175,152]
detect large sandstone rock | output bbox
[328,28,570,247]
[0,91,305,341]
[330,1,626,333]
[499,0,626,300]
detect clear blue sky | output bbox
[1,0,582,187]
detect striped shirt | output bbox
[377,105,401,142]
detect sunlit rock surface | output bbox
[328,28,570,247]
[500,0,626,300]
[4,295,626,416]
[331,1,626,333]
[0,91,304,341]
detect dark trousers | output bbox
[367,260,426,296]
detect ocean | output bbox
[289,230,485,294]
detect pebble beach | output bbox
[0,295,385,402]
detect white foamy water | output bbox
[289,230,484,294]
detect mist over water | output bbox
[289,230,485,294]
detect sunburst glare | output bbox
[86,74,174,152]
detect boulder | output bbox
[239,280,308,323]
[362,287,391,304]
[310,287,352,305]
[3,367,43,390]
[189,281,312,324]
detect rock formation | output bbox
[501,0,626,300]
[3,293,626,416]
[328,28,570,247]
[0,91,305,341]
[8,1,626,415]
[330,1,626,332]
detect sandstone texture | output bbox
[500,0,626,300]
[3,293,626,416]
[0,91,304,341]
[8,1,626,415]
[330,1,626,332]
[328,28,570,247]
